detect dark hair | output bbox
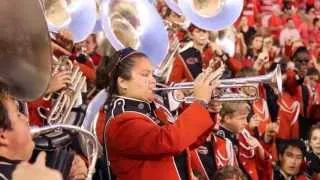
[278,139,306,157]
[188,24,207,33]
[0,82,11,130]
[313,18,319,26]
[95,48,147,104]
[292,46,309,61]
[249,33,263,46]
[212,165,246,180]
[306,67,319,76]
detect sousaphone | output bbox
[100,0,169,67]
[178,0,244,31]
[0,0,52,100]
[42,0,97,42]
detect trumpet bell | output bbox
[100,0,169,66]
[178,0,244,31]
[0,0,52,100]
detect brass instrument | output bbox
[177,0,244,31]
[0,0,52,100]
[100,0,169,66]
[41,0,97,42]
[31,124,99,180]
[0,0,99,179]
[155,65,283,102]
[154,35,180,83]
[40,55,87,125]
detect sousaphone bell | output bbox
[42,0,97,42]
[100,0,169,67]
[178,0,244,31]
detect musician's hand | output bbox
[265,122,279,138]
[68,154,88,180]
[253,52,269,71]
[46,71,72,94]
[12,152,62,180]
[246,136,266,160]
[248,114,261,130]
[193,64,224,103]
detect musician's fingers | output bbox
[208,59,215,68]
[35,152,47,167]
[203,67,224,85]
[58,73,72,85]
[209,79,221,89]
[61,77,72,85]
[194,72,205,84]
[56,70,70,75]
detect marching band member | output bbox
[168,24,219,84]
[0,84,62,180]
[273,140,309,180]
[194,102,273,180]
[100,47,223,180]
[306,124,320,179]
[305,67,320,123]
[280,47,312,139]
[217,102,273,180]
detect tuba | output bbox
[0,0,52,100]
[31,124,98,180]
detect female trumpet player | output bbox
[100,47,223,180]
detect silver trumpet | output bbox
[155,65,282,102]
[31,124,99,180]
[40,55,87,125]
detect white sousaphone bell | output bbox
[99,0,169,67]
[42,0,97,42]
[178,0,244,31]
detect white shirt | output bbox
[279,28,301,47]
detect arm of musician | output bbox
[50,41,72,56]
[67,154,88,180]
[253,52,269,73]
[235,32,247,58]
[108,102,215,156]
[189,101,219,150]
[12,152,62,180]
[260,122,279,160]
